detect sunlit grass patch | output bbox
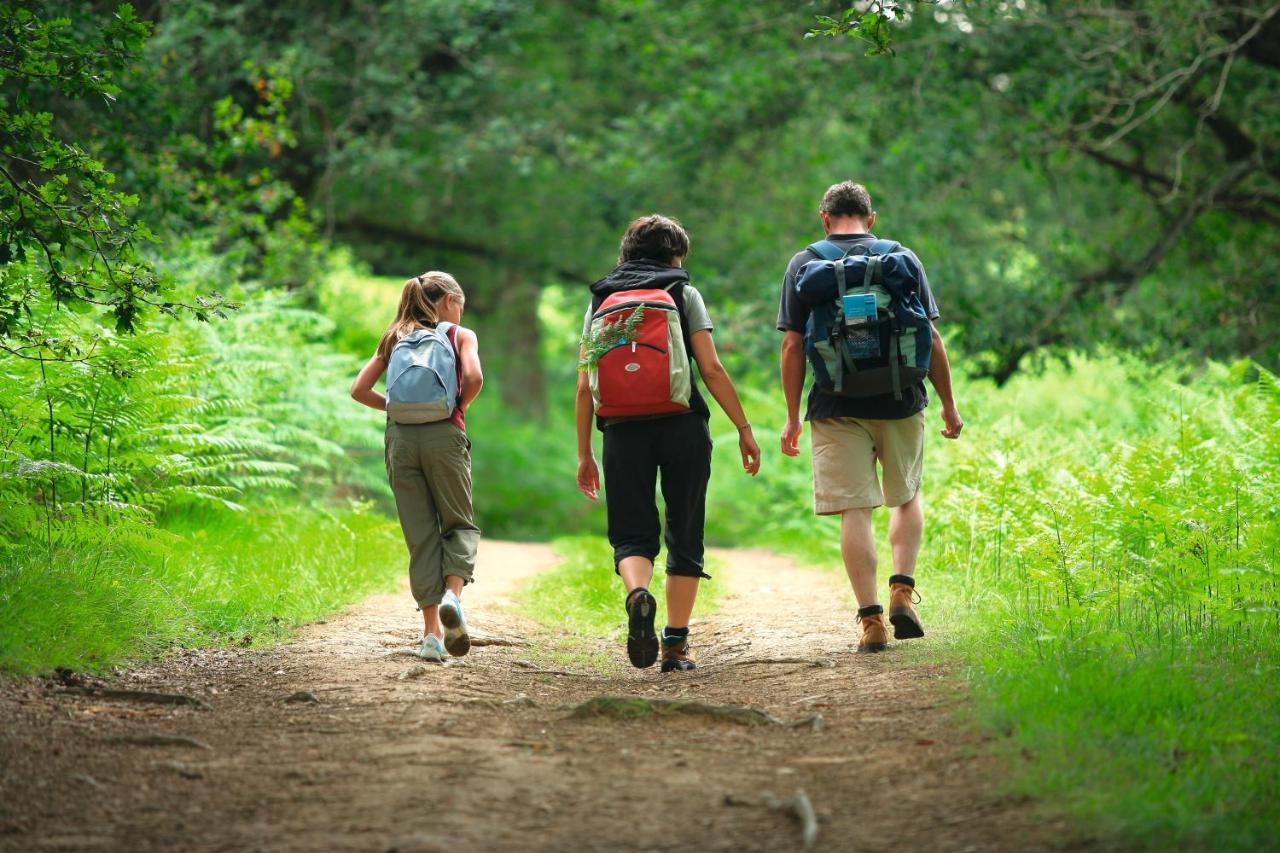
[730,354,1280,849]
[0,504,403,674]
[516,536,723,665]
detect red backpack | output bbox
[585,287,693,418]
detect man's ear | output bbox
[820,211,832,234]
[867,211,877,231]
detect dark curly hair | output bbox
[820,181,874,218]
[618,214,690,265]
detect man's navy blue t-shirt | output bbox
[776,233,940,422]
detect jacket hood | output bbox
[589,260,689,296]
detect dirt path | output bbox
[0,542,1071,852]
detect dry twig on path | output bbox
[766,790,819,850]
[725,790,820,850]
[511,660,592,678]
[461,693,537,708]
[470,636,528,647]
[108,734,212,750]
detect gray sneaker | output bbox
[418,633,446,662]
[439,590,471,657]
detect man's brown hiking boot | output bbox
[856,605,889,653]
[660,635,697,673]
[888,574,925,640]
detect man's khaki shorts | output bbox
[811,412,925,514]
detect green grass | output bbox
[517,536,723,666]
[967,644,1280,850]
[719,354,1280,851]
[0,503,403,675]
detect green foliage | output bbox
[0,280,385,532]
[0,3,218,348]
[708,354,1280,849]
[807,3,909,56]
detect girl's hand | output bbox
[576,456,601,501]
[739,426,761,476]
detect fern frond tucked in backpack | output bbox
[578,305,645,371]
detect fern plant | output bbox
[578,305,646,372]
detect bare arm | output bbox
[455,328,484,412]
[350,356,388,411]
[779,330,806,457]
[689,330,760,475]
[928,325,963,439]
[574,360,600,500]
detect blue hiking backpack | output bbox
[385,322,459,424]
[794,239,932,400]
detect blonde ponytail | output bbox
[376,271,466,361]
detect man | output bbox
[777,181,963,652]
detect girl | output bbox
[351,272,483,662]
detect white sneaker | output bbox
[418,633,446,662]
[439,590,471,657]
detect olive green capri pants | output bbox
[384,420,479,608]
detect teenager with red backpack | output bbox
[575,215,761,672]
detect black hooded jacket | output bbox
[588,260,711,428]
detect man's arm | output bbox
[780,330,806,457]
[928,325,963,439]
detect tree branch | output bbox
[334,216,589,283]
[986,154,1260,384]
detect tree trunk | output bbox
[487,266,547,419]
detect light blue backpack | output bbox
[385,322,459,424]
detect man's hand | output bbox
[739,426,761,475]
[780,418,803,457]
[576,456,601,500]
[941,404,964,439]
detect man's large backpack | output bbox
[585,285,693,418]
[794,239,932,400]
[385,322,459,424]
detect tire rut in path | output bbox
[0,541,1070,852]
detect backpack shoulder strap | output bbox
[869,238,901,256]
[806,240,846,261]
[441,322,461,354]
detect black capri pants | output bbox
[601,413,713,579]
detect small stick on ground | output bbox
[790,713,825,732]
[470,636,528,647]
[55,686,209,710]
[462,693,537,708]
[511,660,592,678]
[570,696,781,726]
[109,734,212,750]
[765,790,819,850]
